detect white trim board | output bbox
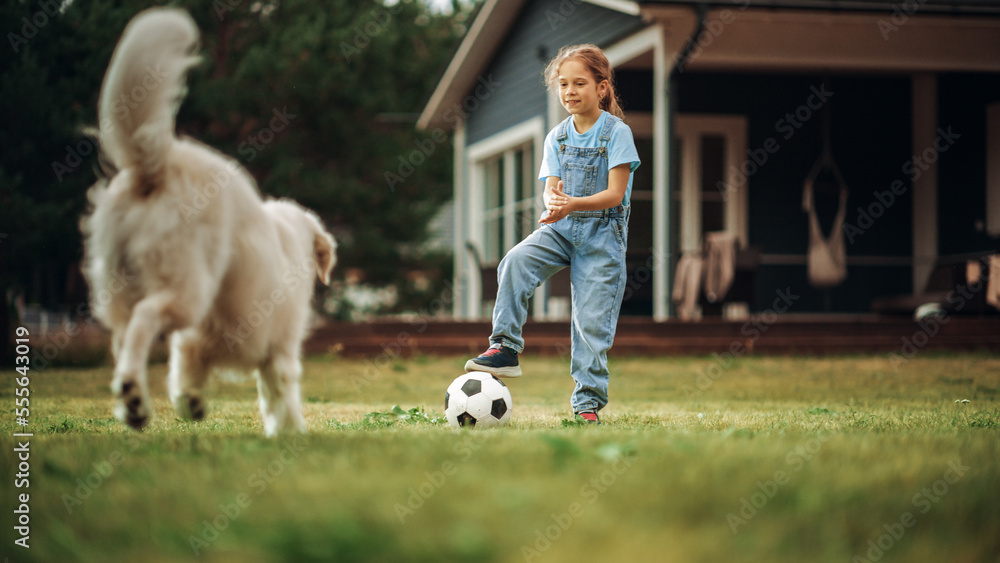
[467,117,546,163]
[417,0,528,130]
[601,25,672,319]
[674,114,750,250]
[584,0,640,16]
[464,117,547,319]
[604,24,661,68]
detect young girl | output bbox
[465,44,640,424]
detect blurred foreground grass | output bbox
[1,352,998,562]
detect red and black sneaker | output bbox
[464,344,521,378]
[575,411,601,424]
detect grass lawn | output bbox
[1,352,999,562]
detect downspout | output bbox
[662,3,708,319]
[674,3,709,73]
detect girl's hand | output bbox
[540,181,573,223]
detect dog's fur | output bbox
[82,8,336,436]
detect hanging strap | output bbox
[802,179,849,235]
[598,114,619,159]
[556,116,571,151]
[557,114,619,155]
[802,179,849,289]
[804,149,848,197]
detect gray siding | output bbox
[465,0,643,146]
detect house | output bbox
[417,0,1000,321]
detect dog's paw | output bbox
[115,380,151,430]
[126,411,150,431]
[175,393,206,421]
[262,411,307,437]
[114,399,150,430]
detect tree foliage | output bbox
[1,0,467,342]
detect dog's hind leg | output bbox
[168,332,210,421]
[256,354,307,437]
[111,293,183,430]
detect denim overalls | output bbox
[490,115,629,413]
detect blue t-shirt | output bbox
[538,111,641,207]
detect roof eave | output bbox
[418,0,645,131]
[636,0,1000,16]
[417,0,529,131]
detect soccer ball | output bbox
[444,372,512,428]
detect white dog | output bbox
[81,8,336,436]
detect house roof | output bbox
[637,0,1000,15]
[418,0,1000,130]
[417,0,641,131]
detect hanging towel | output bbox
[966,259,983,285]
[703,231,737,303]
[987,254,1000,311]
[802,180,848,289]
[672,253,703,321]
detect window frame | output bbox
[466,118,547,263]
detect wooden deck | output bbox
[305,314,1000,358]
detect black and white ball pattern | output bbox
[444,372,512,428]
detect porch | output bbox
[304,315,1000,358]
[423,0,1000,322]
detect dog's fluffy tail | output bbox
[97,8,199,192]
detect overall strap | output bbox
[556,116,571,144]
[598,114,620,158]
[599,114,619,143]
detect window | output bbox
[480,144,538,262]
[464,118,546,319]
[673,115,749,253]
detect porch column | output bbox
[452,120,475,319]
[911,74,938,293]
[653,29,672,321]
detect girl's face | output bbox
[557,59,607,120]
